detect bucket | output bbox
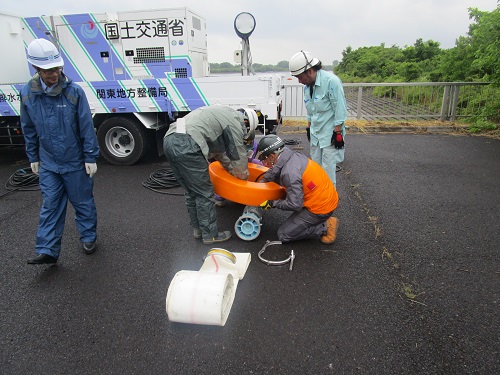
[166,270,235,326]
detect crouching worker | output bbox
[256,135,339,244]
[163,106,256,245]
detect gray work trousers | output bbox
[277,208,333,243]
[163,133,219,239]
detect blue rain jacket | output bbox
[20,73,99,173]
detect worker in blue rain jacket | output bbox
[20,38,100,265]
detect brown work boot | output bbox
[321,217,339,244]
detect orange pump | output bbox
[209,161,285,206]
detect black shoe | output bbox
[27,254,57,264]
[202,231,231,245]
[82,242,96,254]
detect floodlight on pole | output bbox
[234,12,256,39]
[234,12,256,76]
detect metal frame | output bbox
[282,81,494,121]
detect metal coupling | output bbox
[258,240,295,271]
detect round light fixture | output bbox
[234,12,256,39]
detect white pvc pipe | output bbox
[166,270,235,326]
[165,251,251,326]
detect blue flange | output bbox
[234,212,261,241]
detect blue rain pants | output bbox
[36,167,97,259]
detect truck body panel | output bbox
[0,8,283,164]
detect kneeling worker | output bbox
[256,135,339,244]
[163,106,256,244]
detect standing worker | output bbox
[289,50,347,187]
[21,38,100,264]
[256,135,339,244]
[163,106,257,244]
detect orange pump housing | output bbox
[209,161,286,206]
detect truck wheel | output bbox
[97,117,148,166]
[257,125,273,135]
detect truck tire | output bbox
[97,117,148,166]
[258,120,276,135]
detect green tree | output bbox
[436,6,500,84]
[398,61,422,81]
[277,60,289,70]
[468,6,500,84]
[337,44,407,82]
[414,38,441,61]
[435,36,476,81]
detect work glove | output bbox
[306,127,310,142]
[331,131,345,149]
[259,200,273,210]
[85,163,98,178]
[30,162,39,175]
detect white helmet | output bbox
[237,108,258,145]
[26,39,64,69]
[289,50,320,76]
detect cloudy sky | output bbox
[3,0,498,65]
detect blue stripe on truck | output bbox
[62,14,131,81]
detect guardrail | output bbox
[282,81,496,121]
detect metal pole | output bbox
[440,85,451,121]
[241,39,249,76]
[356,87,363,119]
[49,16,59,50]
[450,85,460,121]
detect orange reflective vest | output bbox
[302,159,338,214]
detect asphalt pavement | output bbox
[0,132,498,374]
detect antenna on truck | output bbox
[234,12,256,76]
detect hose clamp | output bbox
[258,240,295,271]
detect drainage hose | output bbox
[1,167,40,198]
[142,167,184,195]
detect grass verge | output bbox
[282,118,500,139]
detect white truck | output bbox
[0,8,284,165]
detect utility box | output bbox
[0,13,31,84]
[234,50,242,64]
[21,7,209,80]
